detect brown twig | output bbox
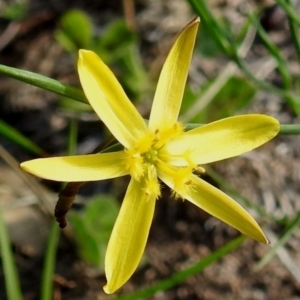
[123,0,136,31]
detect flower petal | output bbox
[20,151,128,182]
[158,169,268,244]
[165,115,279,165]
[148,18,200,131]
[78,50,148,148]
[104,178,156,294]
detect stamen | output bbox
[142,165,161,199]
[195,166,205,174]
[124,148,144,180]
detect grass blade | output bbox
[40,222,60,300]
[0,206,23,300]
[0,119,46,156]
[247,12,291,90]
[187,0,231,55]
[285,0,300,60]
[257,213,300,269]
[0,64,87,104]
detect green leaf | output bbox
[69,195,119,267]
[56,10,93,52]
[2,2,27,20]
[94,20,136,58]
[93,20,148,100]
[68,214,102,266]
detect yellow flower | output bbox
[20,18,280,293]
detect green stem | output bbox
[279,124,300,135]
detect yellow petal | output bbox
[78,50,148,148]
[148,18,200,131]
[165,115,279,165]
[20,151,128,182]
[104,178,156,294]
[158,169,268,244]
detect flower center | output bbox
[124,135,159,181]
[124,123,185,200]
[143,148,158,164]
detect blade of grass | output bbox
[247,12,291,90]
[40,222,60,300]
[0,206,23,300]
[113,235,246,300]
[0,119,47,156]
[257,212,300,269]
[180,24,256,122]
[0,64,87,103]
[187,0,300,115]
[232,53,300,115]
[285,0,300,61]
[276,0,300,26]
[187,0,232,55]
[259,228,300,283]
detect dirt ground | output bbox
[1,0,300,299]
